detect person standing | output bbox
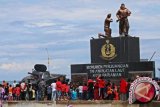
[51,80,57,101]
[15,84,21,100]
[78,83,83,100]
[8,85,13,101]
[61,81,67,100]
[47,86,52,100]
[20,81,26,100]
[97,76,106,100]
[4,83,9,100]
[0,84,3,100]
[94,81,99,100]
[82,83,88,100]
[87,79,94,100]
[56,79,62,101]
[116,3,131,36]
[119,77,128,101]
[12,80,18,88]
[65,82,70,100]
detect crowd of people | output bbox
[1,75,160,102]
[0,75,133,102]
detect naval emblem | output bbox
[101,40,117,60]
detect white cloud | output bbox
[0,2,106,22]
[0,62,33,72]
[0,0,160,80]
[24,21,56,28]
[43,24,78,34]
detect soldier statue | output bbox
[104,13,113,37]
[99,13,113,38]
[116,3,131,36]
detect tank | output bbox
[21,64,67,86]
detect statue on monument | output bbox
[116,3,131,37]
[94,3,131,39]
[98,13,113,38]
[104,13,113,37]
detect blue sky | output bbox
[0,0,160,81]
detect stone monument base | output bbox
[71,61,155,83]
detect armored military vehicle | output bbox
[21,64,67,86]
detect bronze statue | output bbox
[116,3,131,36]
[104,13,113,37]
[99,13,113,38]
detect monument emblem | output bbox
[101,40,117,60]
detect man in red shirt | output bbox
[61,82,67,100]
[56,79,62,100]
[87,79,94,100]
[97,75,106,99]
[120,77,128,101]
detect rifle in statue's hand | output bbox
[116,19,120,22]
[116,13,131,22]
[116,16,123,22]
[116,17,126,22]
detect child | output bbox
[71,89,77,100]
[8,85,13,101]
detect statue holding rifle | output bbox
[116,3,131,36]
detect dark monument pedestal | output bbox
[71,37,155,83]
[90,37,140,63]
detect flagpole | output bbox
[45,48,50,71]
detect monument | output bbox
[71,37,155,83]
[71,4,155,84]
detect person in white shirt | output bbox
[51,80,56,101]
[78,83,83,100]
[12,80,17,88]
